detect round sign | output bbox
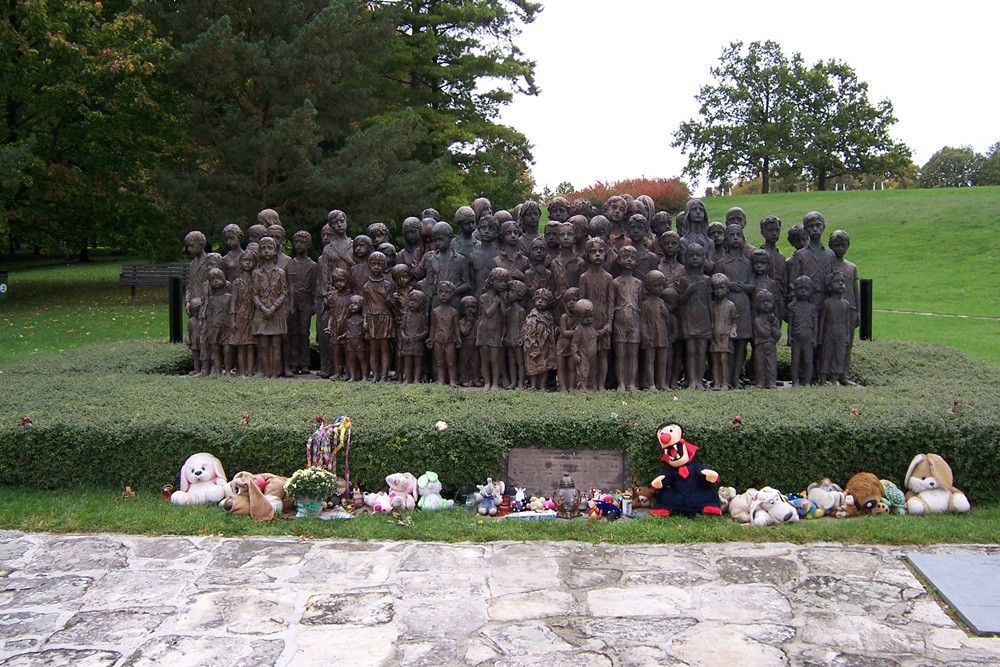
[0,284,6,293]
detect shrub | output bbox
[2,340,999,504]
[568,177,692,214]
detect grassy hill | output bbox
[701,187,1000,364]
[1,186,998,366]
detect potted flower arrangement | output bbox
[285,467,338,518]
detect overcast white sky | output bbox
[498,0,999,194]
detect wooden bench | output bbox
[119,264,188,305]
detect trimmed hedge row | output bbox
[2,339,998,502]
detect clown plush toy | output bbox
[649,421,723,517]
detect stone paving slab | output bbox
[1,531,999,666]
[907,553,1000,635]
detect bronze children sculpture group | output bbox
[184,197,859,389]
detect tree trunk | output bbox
[817,172,828,191]
[762,156,770,194]
[78,242,90,263]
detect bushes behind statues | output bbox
[1,339,999,503]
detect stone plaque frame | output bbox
[504,447,626,497]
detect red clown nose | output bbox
[658,431,671,445]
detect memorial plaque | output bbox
[504,448,626,497]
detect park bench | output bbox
[119,263,188,305]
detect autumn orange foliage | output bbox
[567,177,691,214]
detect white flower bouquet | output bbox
[284,467,338,499]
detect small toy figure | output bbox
[649,422,722,517]
[400,290,430,383]
[904,453,971,514]
[229,249,257,376]
[476,477,504,516]
[251,236,289,378]
[818,271,852,385]
[458,296,481,387]
[200,268,232,377]
[341,295,369,381]
[427,281,462,387]
[678,243,712,389]
[503,279,528,389]
[523,287,557,390]
[787,275,819,387]
[578,237,614,389]
[555,287,580,392]
[612,245,643,391]
[287,230,317,374]
[170,452,228,505]
[709,273,737,391]
[362,251,395,382]
[752,289,782,388]
[476,267,510,389]
[844,472,889,517]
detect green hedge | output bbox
[2,339,998,502]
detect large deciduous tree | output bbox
[919,146,984,188]
[792,59,912,191]
[975,142,1000,186]
[1,0,184,259]
[672,40,799,196]
[673,40,911,194]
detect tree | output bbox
[672,40,800,195]
[975,142,1000,186]
[376,0,541,210]
[1,0,184,259]
[792,59,912,190]
[673,41,912,194]
[919,146,984,188]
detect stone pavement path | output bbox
[1,531,999,666]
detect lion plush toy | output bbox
[170,453,228,505]
[844,472,888,517]
[219,472,293,521]
[904,453,971,515]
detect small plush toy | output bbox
[787,493,822,519]
[528,496,545,512]
[219,471,293,521]
[170,453,228,505]
[880,479,907,516]
[386,472,418,510]
[727,487,799,526]
[541,497,557,511]
[649,422,722,517]
[510,487,527,512]
[844,472,888,517]
[718,486,738,514]
[363,491,393,513]
[904,453,971,515]
[416,471,454,510]
[476,477,504,516]
[806,478,848,518]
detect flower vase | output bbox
[295,497,324,519]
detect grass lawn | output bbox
[0,487,995,545]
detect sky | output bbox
[498,0,999,195]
